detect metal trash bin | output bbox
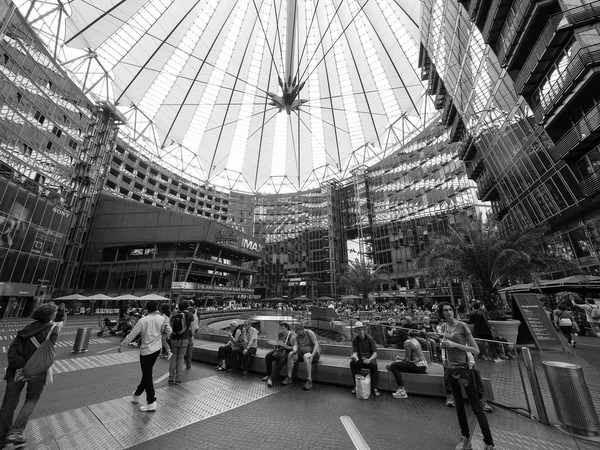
[542,361,600,437]
[72,328,92,353]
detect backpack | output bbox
[170,312,188,337]
[591,306,600,320]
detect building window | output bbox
[52,126,62,138]
[34,111,45,124]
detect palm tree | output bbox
[337,258,387,302]
[418,215,576,313]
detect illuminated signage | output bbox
[214,228,263,253]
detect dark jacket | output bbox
[5,321,59,380]
[470,310,492,336]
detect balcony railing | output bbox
[551,101,600,160]
[482,0,514,46]
[580,170,600,197]
[516,2,600,95]
[496,0,531,66]
[533,44,600,124]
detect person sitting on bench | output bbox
[386,329,427,399]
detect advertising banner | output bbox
[0,177,68,284]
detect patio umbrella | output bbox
[114,294,140,301]
[317,296,335,301]
[552,275,600,285]
[53,294,89,300]
[139,294,169,301]
[293,296,311,302]
[86,294,113,300]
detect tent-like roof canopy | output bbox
[16,0,434,194]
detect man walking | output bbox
[572,298,600,337]
[119,300,171,412]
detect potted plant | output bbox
[418,215,576,343]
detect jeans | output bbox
[389,361,426,387]
[217,344,243,368]
[265,350,290,378]
[169,338,188,381]
[135,351,160,404]
[350,359,379,392]
[559,325,573,344]
[240,347,257,370]
[450,370,494,446]
[185,335,194,368]
[444,368,485,398]
[0,373,46,441]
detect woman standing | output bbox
[554,303,576,347]
[386,329,428,399]
[0,302,60,446]
[438,302,495,450]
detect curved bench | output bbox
[192,334,494,399]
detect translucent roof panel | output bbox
[17,0,435,194]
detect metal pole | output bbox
[521,347,549,425]
[515,346,534,419]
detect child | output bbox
[159,303,173,360]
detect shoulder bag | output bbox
[23,324,57,378]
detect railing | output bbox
[514,14,568,93]
[516,1,600,94]
[580,169,600,197]
[551,100,600,159]
[532,44,600,124]
[496,0,531,66]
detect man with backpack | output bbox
[572,298,600,337]
[168,300,194,384]
[184,300,200,370]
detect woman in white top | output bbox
[387,329,427,399]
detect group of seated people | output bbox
[215,320,320,391]
[211,315,493,413]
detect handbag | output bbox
[272,332,290,359]
[448,363,472,388]
[23,324,57,378]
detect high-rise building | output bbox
[420,0,600,273]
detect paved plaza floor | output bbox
[0,316,598,449]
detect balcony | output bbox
[514,13,571,96]
[495,0,534,67]
[482,0,515,46]
[466,152,485,180]
[533,44,600,125]
[580,170,600,197]
[449,114,465,143]
[551,101,600,160]
[516,3,600,96]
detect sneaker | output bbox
[351,387,357,395]
[186,365,192,370]
[4,432,25,445]
[131,391,141,403]
[481,355,491,361]
[446,394,455,407]
[493,358,505,363]
[392,388,408,399]
[267,379,273,387]
[262,375,269,381]
[167,351,173,361]
[140,402,157,412]
[480,399,493,412]
[281,376,293,385]
[168,378,174,385]
[174,379,181,385]
[455,436,472,450]
[572,341,577,348]
[507,353,516,359]
[303,380,313,391]
[373,389,380,397]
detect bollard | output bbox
[72,327,91,353]
[542,361,600,439]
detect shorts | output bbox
[298,352,320,363]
